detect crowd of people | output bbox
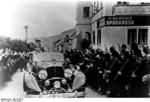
[0,41,150,97]
[63,43,150,97]
[0,48,31,89]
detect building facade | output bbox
[76,1,150,50]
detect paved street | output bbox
[0,70,25,98]
[0,71,106,98]
[85,87,106,98]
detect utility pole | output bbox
[24,25,29,42]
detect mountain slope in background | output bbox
[28,34,60,52]
[28,28,76,52]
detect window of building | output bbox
[91,5,94,15]
[138,29,148,45]
[85,32,91,42]
[127,29,148,45]
[127,29,137,45]
[83,7,90,17]
[97,20,100,28]
[97,30,101,44]
[100,2,103,9]
[93,31,95,44]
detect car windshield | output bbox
[46,66,64,79]
[33,53,64,68]
[33,53,64,62]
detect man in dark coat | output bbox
[81,34,91,51]
[107,46,132,97]
[126,43,145,97]
[131,43,142,58]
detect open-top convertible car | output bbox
[23,52,85,98]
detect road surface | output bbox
[0,71,106,98]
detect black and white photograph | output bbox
[0,0,150,98]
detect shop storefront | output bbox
[98,15,150,49]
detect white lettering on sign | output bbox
[99,16,135,27]
[106,19,134,26]
[98,16,150,27]
[106,16,135,26]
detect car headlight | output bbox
[61,79,67,85]
[38,70,48,80]
[54,81,61,88]
[64,69,73,78]
[45,80,50,86]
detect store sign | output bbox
[99,16,150,27]
[106,16,134,26]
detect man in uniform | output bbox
[126,43,144,97]
[107,46,125,97]
[140,46,150,97]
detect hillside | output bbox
[27,28,76,52]
[28,34,60,52]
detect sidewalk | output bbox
[0,71,25,98]
[85,87,107,98]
